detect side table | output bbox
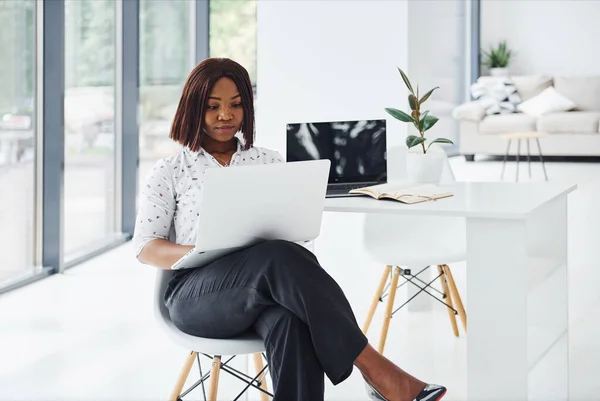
[500,131,549,182]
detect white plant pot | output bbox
[406,151,444,184]
[490,67,509,77]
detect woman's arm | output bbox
[137,239,194,270]
[133,159,184,268]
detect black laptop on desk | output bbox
[286,119,387,197]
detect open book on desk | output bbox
[349,182,453,204]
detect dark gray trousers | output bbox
[165,239,368,401]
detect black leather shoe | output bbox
[365,383,447,401]
[413,384,447,401]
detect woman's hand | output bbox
[137,239,195,270]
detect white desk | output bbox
[324,181,576,401]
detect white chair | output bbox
[361,146,467,354]
[155,269,272,401]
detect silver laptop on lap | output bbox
[286,119,387,197]
[171,159,330,270]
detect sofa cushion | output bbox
[452,101,486,121]
[554,76,600,111]
[537,111,600,134]
[480,113,537,134]
[517,87,577,117]
[510,75,554,101]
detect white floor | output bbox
[1,157,599,401]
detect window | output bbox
[137,0,258,189]
[64,0,118,257]
[138,0,192,187]
[0,0,36,285]
[210,0,257,86]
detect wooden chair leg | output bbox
[443,265,467,333]
[363,265,391,334]
[169,351,198,401]
[253,353,270,401]
[207,356,222,401]
[437,265,459,337]
[378,266,401,354]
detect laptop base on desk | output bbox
[326,182,381,198]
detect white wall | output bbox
[256,0,409,179]
[481,0,600,76]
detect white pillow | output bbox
[517,86,576,116]
[452,101,486,121]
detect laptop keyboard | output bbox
[331,183,367,191]
[326,183,373,197]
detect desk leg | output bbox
[527,139,531,178]
[536,138,549,181]
[501,139,511,180]
[466,197,568,401]
[516,139,521,182]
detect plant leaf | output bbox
[421,114,439,131]
[406,135,426,149]
[426,137,454,151]
[482,41,512,68]
[408,94,417,110]
[419,87,439,105]
[385,107,414,123]
[397,67,414,94]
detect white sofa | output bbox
[453,75,600,160]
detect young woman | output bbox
[133,58,447,401]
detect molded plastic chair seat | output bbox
[363,214,466,267]
[363,145,466,268]
[155,269,266,355]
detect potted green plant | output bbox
[385,68,454,183]
[482,40,513,77]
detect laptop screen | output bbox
[286,119,387,184]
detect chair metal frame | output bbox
[362,264,467,354]
[170,351,273,401]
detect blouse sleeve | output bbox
[132,159,176,257]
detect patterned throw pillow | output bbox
[470,78,522,115]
